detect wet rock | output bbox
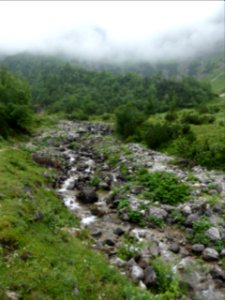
[149,207,168,220]
[91,229,102,238]
[131,265,144,282]
[192,244,205,254]
[206,227,221,241]
[169,243,180,254]
[77,186,98,204]
[113,228,125,236]
[90,206,107,217]
[104,239,115,246]
[202,248,219,261]
[144,266,157,288]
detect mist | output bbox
[0,1,224,63]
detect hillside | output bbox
[0,55,224,300]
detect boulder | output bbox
[206,227,221,241]
[77,186,98,204]
[169,243,180,254]
[202,248,219,261]
[210,265,225,282]
[149,207,168,220]
[113,227,125,236]
[192,244,205,254]
[131,265,144,282]
[144,266,157,288]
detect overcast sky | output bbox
[0,1,224,62]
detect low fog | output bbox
[0,1,224,63]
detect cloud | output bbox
[0,1,224,62]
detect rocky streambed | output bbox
[29,121,225,300]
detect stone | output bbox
[220,249,225,257]
[113,227,125,236]
[144,266,157,288]
[110,257,126,268]
[131,186,144,195]
[149,207,168,220]
[182,205,192,216]
[185,214,199,226]
[202,248,219,261]
[77,186,98,204]
[104,239,115,246]
[169,243,180,254]
[91,229,102,238]
[149,244,160,257]
[192,244,205,254]
[5,291,19,300]
[210,265,225,282]
[206,227,221,241]
[131,265,144,282]
[139,281,147,289]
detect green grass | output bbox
[0,141,154,300]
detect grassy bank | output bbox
[0,138,153,300]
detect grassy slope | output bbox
[0,136,152,299]
[147,97,225,161]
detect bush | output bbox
[115,103,145,139]
[141,122,180,149]
[0,66,33,137]
[181,112,215,125]
[190,217,211,245]
[138,170,189,205]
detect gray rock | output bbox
[220,249,225,257]
[185,214,199,226]
[182,205,192,216]
[144,266,157,288]
[77,186,98,204]
[149,207,168,220]
[210,265,225,282]
[202,248,219,261]
[169,243,180,254]
[113,228,125,236]
[206,227,221,241]
[192,244,205,254]
[131,265,144,282]
[91,229,102,238]
[110,257,126,268]
[104,239,115,246]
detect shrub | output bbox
[115,103,145,139]
[191,217,211,245]
[118,199,129,210]
[141,122,180,149]
[151,258,181,298]
[138,170,189,205]
[128,210,144,225]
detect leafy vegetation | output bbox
[190,217,211,245]
[2,54,214,120]
[0,66,33,137]
[138,170,189,205]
